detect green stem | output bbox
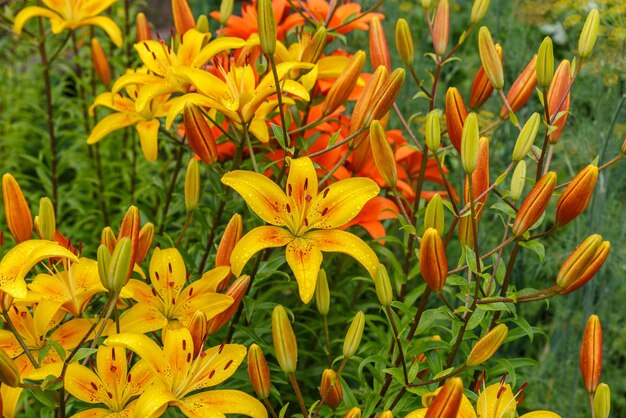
[2,309,39,368]
[158,143,185,235]
[288,372,309,418]
[176,211,193,247]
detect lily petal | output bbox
[88,113,139,145]
[118,302,167,335]
[136,119,160,162]
[286,157,318,210]
[307,229,379,278]
[230,226,292,276]
[192,37,248,68]
[520,412,561,418]
[133,379,175,418]
[187,344,246,391]
[80,16,123,47]
[65,362,107,404]
[308,178,380,229]
[222,172,290,227]
[104,333,165,377]
[477,383,516,418]
[163,327,194,391]
[285,238,323,303]
[178,389,267,418]
[13,6,60,34]
[149,248,187,303]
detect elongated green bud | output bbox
[38,197,55,241]
[478,27,504,90]
[425,110,441,153]
[425,194,444,235]
[219,0,234,25]
[343,311,365,358]
[470,0,490,24]
[537,37,554,89]
[272,305,298,373]
[196,15,209,33]
[0,348,20,387]
[461,113,480,174]
[395,18,414,67]
[315,269,330,316]
[373,264,393,307]
[510,160,526,201]
[302,26,327,64]
[578,9,600,58]
[97,244,111,290]
[106,237,132,293]
[185,158,200,211]
[258,0,277,56]
[594,383,610,418]
[512,112,541,161]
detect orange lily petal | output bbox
[286,157,318,210]
[133,379,175,418]
[186,343,246,392]
[117,302,167,335]
[65,362,107,404]
[163,327,194,391]
[285,237,323,304]
[230,226,293,276]
[50,318,96,350]
[177,389,268,418]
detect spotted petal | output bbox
[104,333,165,377]
[149,248,187,303]
[65,363,107,404]
[177,390,267,418]
[285,237,323,304]
[230,226,292,277]
[286,157,318,211]
[185,344,246,392]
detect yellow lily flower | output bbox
[87,86,173,162]
[0,239,78,299]
[125,247,234,329]
[406,382,561,418]
[64,346,154,417]
[222,157,380,303]
[14,0,123,47]
[112,29,247,113]
[105,327,268,417]
[165,61,312,143]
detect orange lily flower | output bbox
[296,0,384,34]
[64,346,154,417]
[342,197,398,242]
[105,327,268,417]
[222,157,380,303]
[125,247,234,329]
[14,0,123,47]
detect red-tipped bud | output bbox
[91,38,111,86]
[555,164,598,227]
[136,222,154,264]
[547,60,571,144]
[556,235,610,295]
[445,87,468,153]
[369,17,391,71]
[580,314,602,394]
[117,205,140,267]
[351,66,388,134]
[215,213,243,291]
[136,12,152,41]
[470,44,502,109]
[432,0,449,56]
[207,275,249,335]
[172,0,196,35]
[248,343,271,399]
[2,173,32,243]
[323,51,366,116]
[101,226,116,253]
[512,172,556,236]
[320,369,343,409]
[500,55,537,118]
[420,228,448,292]
[188,311,208,358]
[183,103,218,165]
[425,377,464,418]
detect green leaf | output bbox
[536,87,545,107]
[490,202,517,218]
[278,403,290,418]
[40,375,63,391]
[327,130,341,147]
[519,240,545,262]
[509,111,519,127]
[270,122,294,154]
[509,316,535,343]
[72,348,98,363]
[495,169,510,186]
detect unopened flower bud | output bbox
[207,275,249,335]
[172,0,195,35]
[432,0,449,56]
[258,0,277,56]
[350,65,387,134]
[425,377,464,418]
[106,237,132,293]
[425,110,441,153]
[118,205,140,266]
[185,158,200,211]
[91,38,111,86]
[320,369,343,409]
[512,171,556,236]
[219,0,234,25]
[315,269,330,316]
[461,113,480,174]
[101,226,116,253]
[183,103,218,165]
[547,60,571,144]
[216,213,242,290]
[248,343,271,399]
[536,37,554,89]
[470,0,490,24]
[373,264,393,307]
[395,18,414,67]
[580,314,602,394]
[136,222,154,264]
[425,194,444,235]
[512,112,541,161]
[136,12,152,42]
[594,383,610,418]
[369,17,391,71]
[478,26,504,90]
[302,26,327,64]
[578,9,600,58]
[470,44,502,109]
[420,228,448,292]
[323,51,366,116]
[343,311,365,358]
[344,407,362,418]
[466,324,508,366]
[2,173,32,243]
[370,121,397,187]
[38,197,55,241]
[499,55,537,119]
[555,164,598,227]
[0,348,20,387]
[557,235,610,294]
[188,311,208,358]
[510,160,526,201]
[445,87,468,153]
[97,244,112,291]
[363,68,406,127]
[378,412,393,418]
[272,305,298,373]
